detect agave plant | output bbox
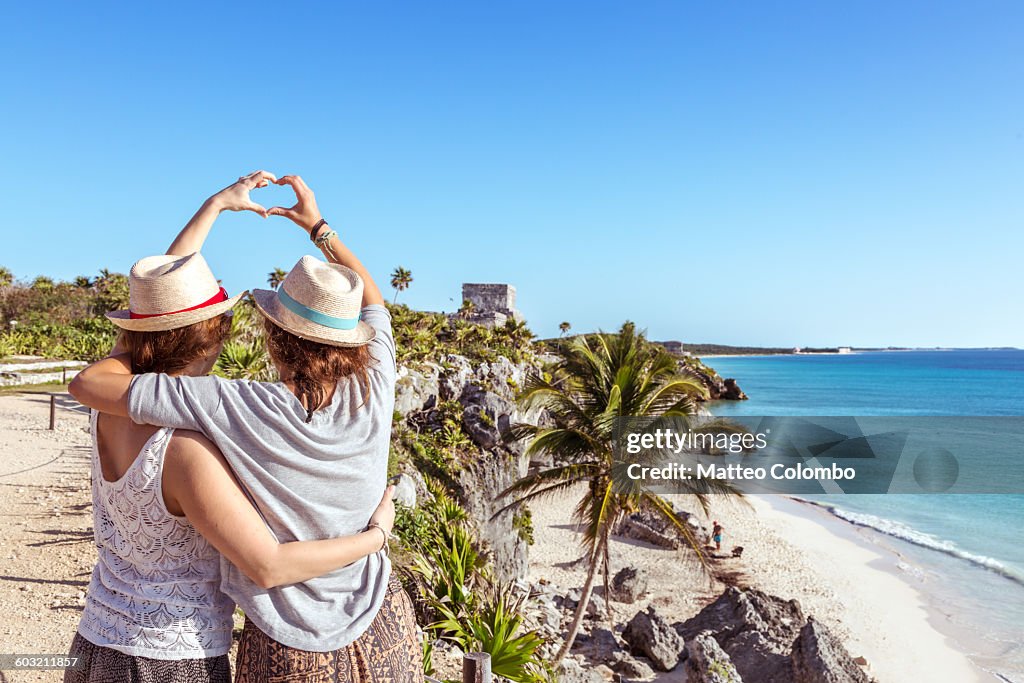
[404,485,550,682]
[430,581,548,682]
[215,340,272,380]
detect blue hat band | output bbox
[277,288,360,330]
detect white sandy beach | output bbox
[527,484,992,682]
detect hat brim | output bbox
[252,289,376,347]
[105,292,248,331]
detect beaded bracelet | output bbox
[314,229,337,249]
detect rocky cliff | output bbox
[393,353,542,583]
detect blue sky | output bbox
[1,2,1021,347]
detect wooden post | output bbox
[462,652,492,683]
[62,367,67,384]
[49,394,56,430]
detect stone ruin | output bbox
[459,283,524,328]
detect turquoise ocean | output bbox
[707,350,1024,681]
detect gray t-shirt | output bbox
[127,304,396,652]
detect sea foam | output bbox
[801,499,1024,588]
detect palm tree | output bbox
[267,267,287,290]
[503,319,535,347]
[390,267,413,304]
[73,275,94,289]
[0,266,13,288]
[458,298,476,319]
[559,321,571,337]
[497,322,733,663]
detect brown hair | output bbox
[263,318,373,423]
[118,315,232,375]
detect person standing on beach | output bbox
[712,520,724,552]
[66,173,398,683]
[71,172,422,682]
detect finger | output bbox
[244,202,269,218]
[240,170,274,189]
[252,170,277,187]
[275,175,311,199]
[266,206,299,220]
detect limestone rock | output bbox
[557,657,605,683]
[455,441,530,583]
[611,565,649,604]
[685,632,743,683]
[574,626,620,662]
[676,586,804,682]
[614,503,707,550]
[684,363,747,402]
[394,364,439,416]
[622,606,685,671]
[722,378,748,401]
[610,652,656,679]
[459,391,514,450]
[438,354,474,402]
[391,472,418,507]
[790,617,871,683]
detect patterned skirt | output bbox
[63,633,231,683]
[235,574,423,683]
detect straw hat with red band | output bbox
[106,252,247,331]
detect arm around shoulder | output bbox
[68,355,134,417]
[163,431,393,589]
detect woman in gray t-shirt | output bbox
[71,173,422,681]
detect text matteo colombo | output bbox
[622,428,857,482]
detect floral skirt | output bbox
[234,574,423,683]
[63,633,230,683]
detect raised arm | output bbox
[164,431,393,589]
[166,170,277,256]
[267,175,385,306]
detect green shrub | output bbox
[512,506,535,546]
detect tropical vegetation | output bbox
[0,267,128,360]
[389,304,536,366]
[396,485,550,682]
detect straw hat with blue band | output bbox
[252,255,376,347]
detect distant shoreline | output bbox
[695,347,1021,359]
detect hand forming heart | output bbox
[213,170,323,234]
[212,170,278,218]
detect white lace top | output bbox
[77,411,234,659]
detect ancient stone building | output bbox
[460,283,524,327]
